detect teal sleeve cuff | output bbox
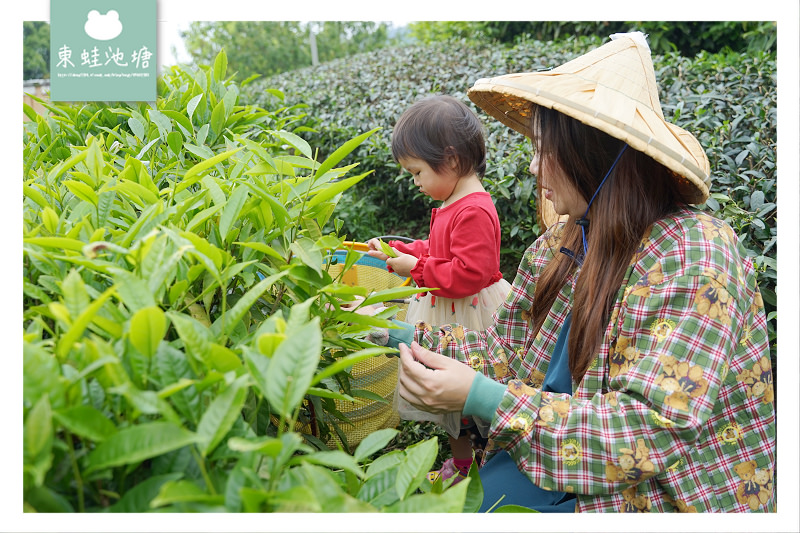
[462,372,506,422]
[387,320,415,349]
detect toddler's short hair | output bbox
[391,95,487,178]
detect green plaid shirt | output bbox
[415,208,776,512]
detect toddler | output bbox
[367,95,511,483]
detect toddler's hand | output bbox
[366,238,389,261]
[386,252,417,278]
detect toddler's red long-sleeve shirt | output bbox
[390,192,503,299]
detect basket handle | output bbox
[372,235,415,243]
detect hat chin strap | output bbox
[577,144,629,257]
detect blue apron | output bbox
[478,313,577,512]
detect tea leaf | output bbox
[361,286,423,306]
[23,184,50,210]
[269,129,312,159]
[208,343,242,372]
[395,437,438,501]
[211,270,288,337]
[224,456,257,512]
[296,450,365,479]
[61,268,89,319]
[128,117,145,140]
[213,49,228,81]
[237,136,277,169]
[167,311,214,365]
[365,450,403,478]
[222,85,239,115]
[149,109,173,139]
[210,101,226,142]
[195,124,209,146]
[161,109,194,136]
[120,201,166,248]
[305,170,372,209]
[244,184,290,228]
[52,405,118,442]
[110,269,156,311]
[377,238,398,258]
[462,460,484,512]
[201,175,226,206]
[218,185,249,244]
[196,375,249,456]
[167,131,183,156]
[153,344,201,424]
[109,473,183,512]
[23,342,65,410]
[386,480,469,512]
[185,203,223,233]
[85,421,199,473]
[151,480,225,507]
[263,318,322,420]
[257,332,285,358]
[356,466,399,507]
[186,93,203,122]
[310,347,398,386]
[114,179,159,206]
[178,231,224,271]
[64,179,98,206]
[235,241,284,262]
[24,395,53,487]
[289,238,323,276]
[135,138,159,160]
[56,285,117,360]
[353,428,400,463]
[492,503,540,512]
[305,387,354,401]
[179,147,243,189]
[129,306,167,358]
[313,127,379,180]
[227,435,283,456]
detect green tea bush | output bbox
[245,37,777,361]
[22,52,491,512]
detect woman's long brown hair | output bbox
[528,105,687,382]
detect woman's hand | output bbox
[397,342,477,414]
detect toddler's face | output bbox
[398,156,459,202]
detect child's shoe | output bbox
[427,458,468,484]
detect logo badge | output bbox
[50,0,156,101]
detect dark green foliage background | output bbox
[408,21,776,56]
[244,34,777,384]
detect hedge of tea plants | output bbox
[22,52,494,512]
[246,35,778,361]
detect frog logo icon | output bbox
[84,10,123,41]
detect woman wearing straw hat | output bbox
[366,32,776,512]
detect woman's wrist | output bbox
[463,372,506,422]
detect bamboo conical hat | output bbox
[468,32,711,227]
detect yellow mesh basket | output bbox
[321,240,411,449]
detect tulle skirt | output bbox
[394,278,512,437]
[404,277,512,332]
